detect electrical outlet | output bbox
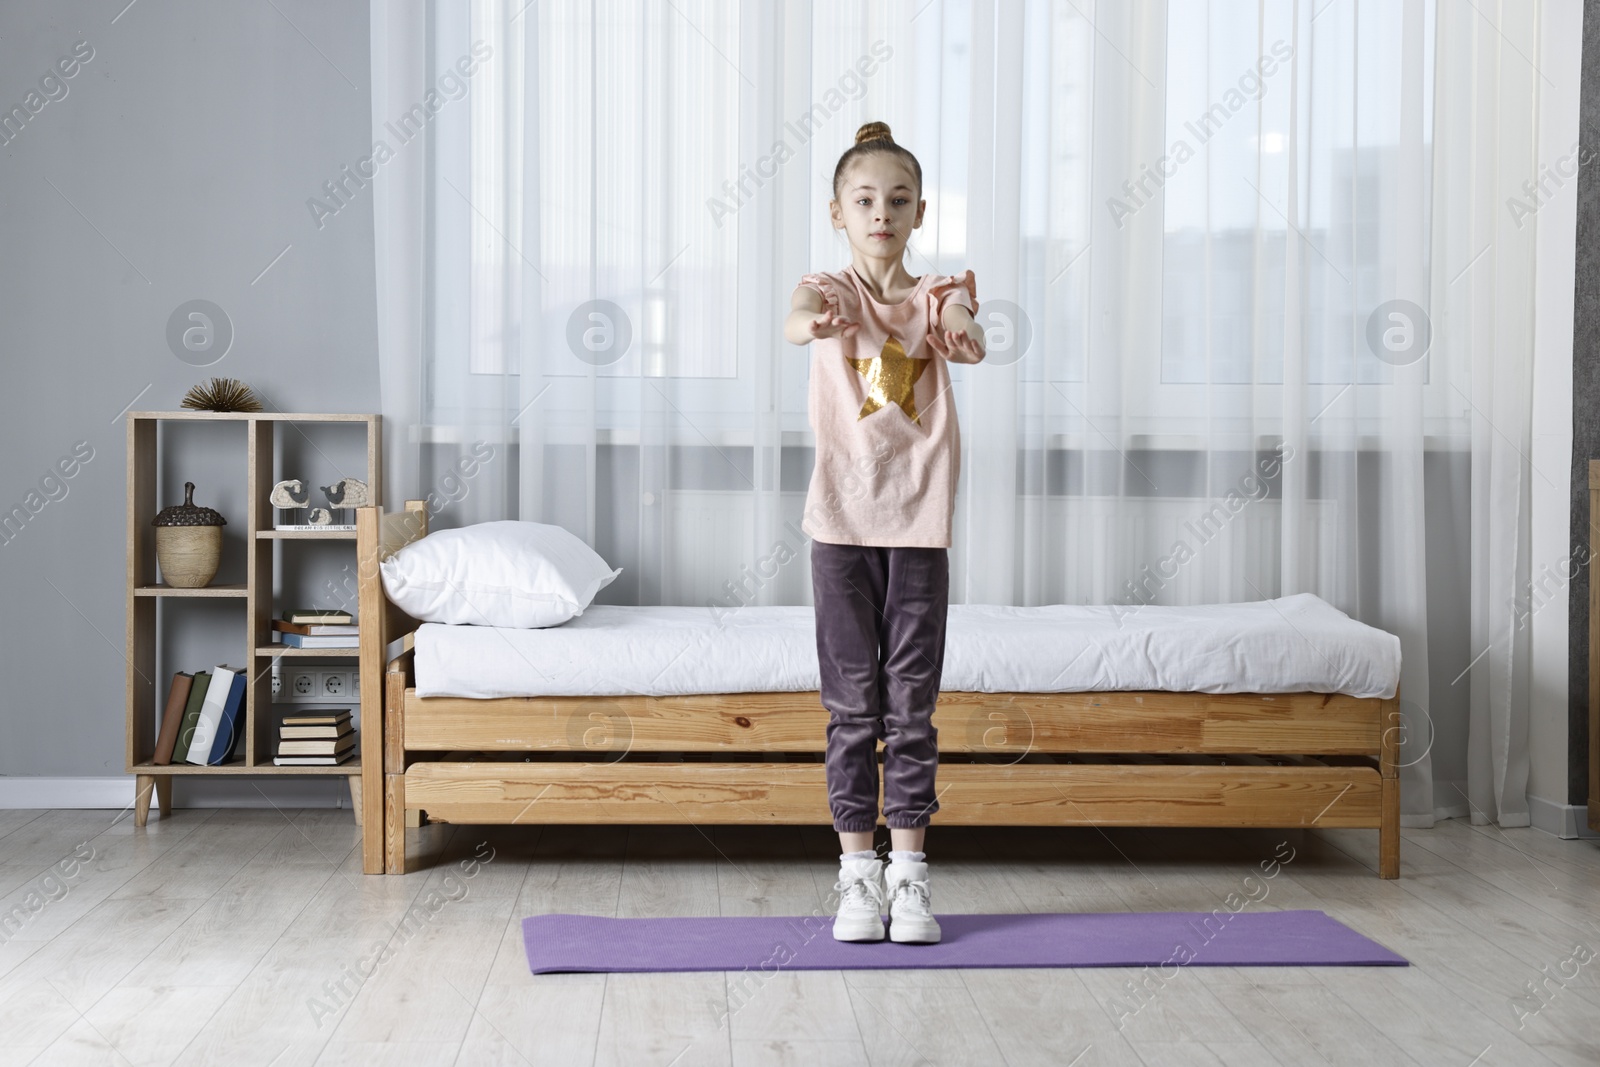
[271,665,358,702]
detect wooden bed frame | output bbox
[354,501,1401,879]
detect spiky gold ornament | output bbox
[181,377,263,413]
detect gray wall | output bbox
[0,1,379,790]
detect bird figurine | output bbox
[320,478,372,509]
[269,479,310,508]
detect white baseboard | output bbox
[1419,784,1596,837]
[0,778,135,809]
[1528,793,1600,840]
[0,776,352,810]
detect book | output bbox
[272,523,357,532]
[274,633,359,649]
[283,609,354,624]
[272,619,360,637]
[171,671,212,764]
[152,672,194,765]
[185,665,241,765]
[280,710,352,727]
[273,752,355,766]
[204,670,249,765]
[279,724,352,739]
[277,733,356,757]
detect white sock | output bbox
[840,849,877,862]
[887,850,926,865]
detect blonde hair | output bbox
[832,121,923,203]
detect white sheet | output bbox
[412,592,1400,700]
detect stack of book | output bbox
[152,666,248,766]
[274,709,356,766]
[273,609,358,649]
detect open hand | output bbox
[809,313,861,340]
[941,326,986,362]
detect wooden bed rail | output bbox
[356,501,428,874]
[395,687,1396,757]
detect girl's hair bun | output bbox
[855,121,893,146]
[832,120,920,204]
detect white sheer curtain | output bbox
[371,0,1544,828]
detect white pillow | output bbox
[379,520,622,628]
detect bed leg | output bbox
[385,773,407,874]
[1379,776,1400,879]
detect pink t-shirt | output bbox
[796,264,980,549]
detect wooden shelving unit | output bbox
[125,411,380,827]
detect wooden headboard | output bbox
[356,501,429,872]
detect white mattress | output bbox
[412,592,1401,701]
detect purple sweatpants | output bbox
[810,539,949,833]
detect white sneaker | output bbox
[886,860,942,943]
[832,857,887,942]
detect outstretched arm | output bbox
[785,285,859,346]
[937,304,986,364]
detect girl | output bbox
[783,121,985,943]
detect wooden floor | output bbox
[0,810,1595,1067]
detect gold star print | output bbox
[849,335,929,425]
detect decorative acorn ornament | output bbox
[152,481,227,588]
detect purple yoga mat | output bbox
[522,909,1407,974]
